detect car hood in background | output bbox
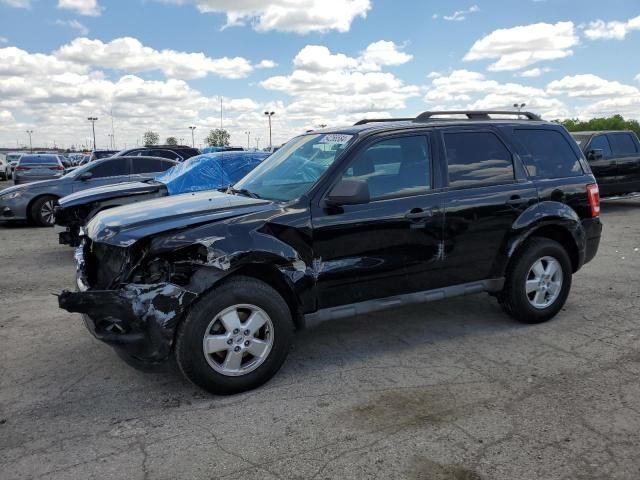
[85,190,273,247]
[59,181,165,208]
[0,178,67,196]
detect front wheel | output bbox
[499,237,572,324]
[175,276,294,395]
[30,195,58,227]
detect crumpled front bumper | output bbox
[60,243,198,362]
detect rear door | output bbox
[72,158,132,192]
[130,158,174,181]
[585,134,617,195]
[440,128,538,285]
[312,133,445,309]
[608,132,640,194]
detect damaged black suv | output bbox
[59,111,602,395]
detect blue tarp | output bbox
[154,151,269,195]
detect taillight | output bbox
[587,183,600,218]
[49,166,64,170]
[15,166,30,171]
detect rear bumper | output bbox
[580,217,602,267]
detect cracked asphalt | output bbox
[1,177,639,479]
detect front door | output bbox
[608,133,640,194]
[587,134,617,196]
[311,134,445,309]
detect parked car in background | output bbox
[78,155,91,166]
[114,145,200,162]
[58,110,602,395]
[1,156,12,180]
[14,154,66,185]
[55,151,269,246]
[6,152,23,174]
[571,130,640,197]
[90,150,118,161]
[0,156,177,226]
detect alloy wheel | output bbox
[525,256,563,309]
[40,200,56,226]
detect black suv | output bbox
[114,145,200,162]
[571,130,640,197]
[59,111,602,395]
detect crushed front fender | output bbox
[59,283,197,362]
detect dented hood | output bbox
[85,190,272,247]
[58,181,165,208]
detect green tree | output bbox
[143,131,160,146]
[165,136,178,146]
[555,115,640,137]
[206,129,230,147]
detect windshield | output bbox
[19,155,59,165]
[233,133,354,201]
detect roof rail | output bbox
[414,110,541,121]
[353,118,414,126]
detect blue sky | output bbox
[0,0,639,149]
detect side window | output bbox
[131,158,163,174]
[589,135,612,156]
[88,159,130,178]
[444,131,514,188]
[149,149,182,161]
[609,133,638,155]
[513,129,583,179]
[341,136,431,200]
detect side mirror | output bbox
[326,178,370,206]
[588,149,604,161]
[79,172,93,181]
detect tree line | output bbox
[143,129,230,147]
[555,115,640,137]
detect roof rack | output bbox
[414,110,541,121]
[353,118,414,126]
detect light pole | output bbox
[244,131,251,150]
[264,111,275,149]
[108,133,114,149]
[87,117,98,151]
[26,130,33,152]
[255,137,261,150]
[188,126,196,147]
[513,103,526,112]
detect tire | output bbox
[30,195,58,227]
[499,237,572,324]
[175,276,294,395]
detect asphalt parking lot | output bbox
[0,178,639,480]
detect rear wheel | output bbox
[175,276,294,395]
[499,237,572,324]
[30,195,58,227]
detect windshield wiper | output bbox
[227,186,261,199]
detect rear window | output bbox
[514,129,583,179]
[19,155,60,165]
[609,133,638,155]
[444,131,514,188]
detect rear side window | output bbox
[19,155,60,165]
[131,158,172,174]
[444,132,514,188]
[609,133,638,155]
[589,135,612,156]
[514,129,583,179]
[148,149,182,161]
[89,158,130,178]
[342,135,431,200]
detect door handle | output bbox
[506,196,526,206]
[405,208,434,220]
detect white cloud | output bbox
[464,21,578,71]
[54,19,89,35]
[423,69,568,118]
[0,0,30,7]
[518,67,551,78]
[157,0,371,34]
[57,0,102,16]
[443,4,479,21]
[583,15,640,40]
[0,37,8,44]
[261,42,419,129]
[547,74,639,98]
[636,73,640,83]
[256,59,276,69]
[55,37,254,80]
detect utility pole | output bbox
[26,130,33,152]
[264,111,275,149]
[513,103,526,112]
[255,137,261,150]
[87,117,98,151]
[244,131,250,150]
[188,126,196,147]
[110,108,116,149]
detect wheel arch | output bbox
[26,193,60,221]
